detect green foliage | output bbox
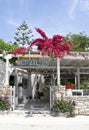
[0,39,18,53]
[52,99,75,117]
[67,32,89,52]
[9,57,18,64]
[80,86,88,89]
[14,21,33,46]
[0,97,11,111]
[10,43,19,51]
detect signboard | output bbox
[16,57,56,67]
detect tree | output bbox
[14,21,33,46]
[67,32,89,52]
[0,39,18,53]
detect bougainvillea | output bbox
[13,47,26,55]
[13,28,73,58]
[29,28,73,58]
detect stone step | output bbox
[27,105,50,115]
[26,110,50,115]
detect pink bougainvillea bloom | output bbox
[13,27,74,58]
[35,27,48,40]
[30,38,45,48]
[13,47,26,55]
[28,28,74,58]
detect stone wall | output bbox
[64,96,89,115]
[53,86,89,115]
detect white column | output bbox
[75,75,77,89]
[57,58,60,86]
[50,86,52,110]
[15,69,18,106]
[31,74,35,100]
[28,71,31,89]
[77,67,80,89]
[28,71,32,100]
[5,57,9,85]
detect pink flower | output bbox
[28,28,72,58]
[14,27,74,57]
[13,47,26,55]
[35,27,48,40]
[37,44,44,50]
[29,38,45,47]
[29,28,73,58]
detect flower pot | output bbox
[18,87,22,98]
[66,89,72,96]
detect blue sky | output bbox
[0,0,89,43]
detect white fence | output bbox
[0,61,6,85]
[10,86,16,110]
[66,89,89,96]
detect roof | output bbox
[1,51,89,77]
[61,52,89,69]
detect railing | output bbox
[71,89,83,96]
[71,89,89,96]
[83,89,89,96]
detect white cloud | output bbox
[80,0,89,11]
[69,0,79,19]
[7,18,20,27]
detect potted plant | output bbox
[18,82,23,87]
[65,83,75,96]
[18,83,23,103]
[52,99,75,117]
[18,96,23,104]
[65,83,75,89]
[0,97,11,111]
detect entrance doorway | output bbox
[25,72,51,109]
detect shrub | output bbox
[0,97,11,111]
[80,86,87,89]
[52,99,75,117]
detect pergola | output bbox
[1,51,89,87]
[1,51,89,109]
[60,52,89,88]
[10,51,89,89]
